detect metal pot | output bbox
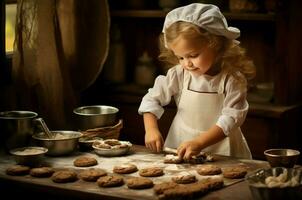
[73,105,119,131]
[0,110,38,151]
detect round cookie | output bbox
[73,156,98,167]
[79,168,107,182]
[30,167,55,177]
[164,154,183,164]
[113,164,138,174]
[172,173,196,184]
[154,181,179,195]
[196,165,222,176]
[51,170,78,183]
[139,167,164,177]
[222,166,247,179]
[126,177,154,189]
[6,165,30,176]
[97,175,124,187]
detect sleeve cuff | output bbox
[216,115,236,136]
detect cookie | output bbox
[97,175,124,187]
[30,167,55,177]
[154,181,178,195]
[78,168,107,182]
[139,167,164,177]
[73,156,98,167]
[113,164,138,174]
[6,165,30,176]
[196,165,222,176]
[51,170,78,183]
[164,154,183,164]
[172,173,196,184]
[104,139,121,146]
[126,177,154,189]
[222,166,247,179]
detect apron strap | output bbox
[218,73,228,94]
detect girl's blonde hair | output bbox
[159,21,256,83]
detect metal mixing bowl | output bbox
[10,146,48,166]
[246,167,302,200]
[73,105,119,131]
[264,149,300,168]
[32,131,83,156]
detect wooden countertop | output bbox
[0,145,270,200]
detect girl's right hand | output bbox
[145,128,164,153]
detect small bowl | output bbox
[246,167,302,200]
[73,105,119,130]
[92,139,132,157]
[264,149,300,168]
[32,131,83,156]
[10,146,48,166]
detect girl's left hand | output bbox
[177,140,203,160]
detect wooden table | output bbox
[0,145,269,200]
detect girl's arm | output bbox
[143,112,164,152]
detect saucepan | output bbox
[0,110,38,151]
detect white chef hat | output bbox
[163,3,240,44]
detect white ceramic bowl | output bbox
[92,139,132,157]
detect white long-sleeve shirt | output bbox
[138,64,249,136]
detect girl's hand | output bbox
[177,140,203,160]
[145,128,164,153]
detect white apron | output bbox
[164,72,252,159]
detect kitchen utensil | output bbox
[32,130,83,156]
[264,149,300,168]
[0,110,38,151]
[33,118,54,139]
[73,105,119,130]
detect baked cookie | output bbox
[126,177,154,189]
[222,165,247,179]
[97,175,124,187]
[164,154,183,164]
[172,173,196,184]
[113,164,138,174]
[104,139,121,146]
[30,167,55,177]
[78,168,107,182]
[51,170,78,183]
[154,181,178,195]
[139,167,164,177]
[6,165,30,176]
[196,165,222,176]
[73,156,98,167]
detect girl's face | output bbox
[169,36,216,76]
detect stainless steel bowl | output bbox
[10,146,48,166]
[264,149,300,168]
[92,140,132,157]
[32,131,83,156]
[73,105,119,130]
[246,167,302,200]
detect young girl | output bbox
[138,3,256,160]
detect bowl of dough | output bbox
[246,167,302,200]
[92,139,132,156]
[9,146,48,166]
[32,130,83,156]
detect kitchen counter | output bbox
[0,145,270,200]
